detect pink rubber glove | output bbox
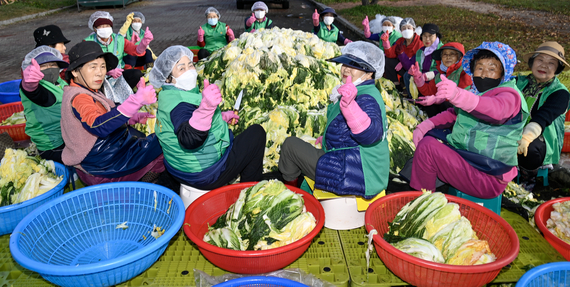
[338,76,371,134]
[227,27,235,42]
[198,27,205,42]
[312,9,320,26]
[344,38,352,45]
[246,13,256,27]
[380,32,391,50]
[395,62,403,72]
[222,111,239,124]
[315,136,322,146]
[416,95,446,106]
[436,75,480,112]
[413,119,435,147]
[106,68,123,79]
[136,27,153,54]
[118,78,157,117]
[128,112,155,125]
[22,59,43,92]
[189,79,222,131]
[409,62,425,87]
[362,16,371,38]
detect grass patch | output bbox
[0,0,74,22]
[319,0,359,4]
[473,0,570,16]
[339,4,570,72]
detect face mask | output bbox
[352,74,367,86]
[439,62,448,73]
[473,77,502,93]
[382,26,393,34]
[207,18,218,26]
[330,84,342,103]
[401,29,414,39]
[323,16,334,26]
[42,68,60,85]
[96,27,113,39]
[131,23,142,31]
[254,11,265,19]
[173,69,198,91]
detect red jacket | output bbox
[384,34,422,59]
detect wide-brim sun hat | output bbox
[65,41,118,76]
[33,25,70,47]
[523,41,570,71]
[327,41,385,80]
[432,43,465,61]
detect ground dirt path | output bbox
[329,0,570,34]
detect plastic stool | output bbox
[537,167,549,186]
[180,184,209,209]
[448,187,501,215]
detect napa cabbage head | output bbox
[430,216,477,259]
[392,237,445,263]
[203,227,245,251]
[423,203,461,240]
[446,239,496,265]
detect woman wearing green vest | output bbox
[85,11,154,73]
[312,8,352,46]
[409,42,472,117]
[19,46,69,163]
[403,23,443,94]
[197,7,236,61]
[279,42,388,199]
[362,16,402,52]
[411,42,527,199]
[516,41,570,171]
[118,12,156,69]
[245,1,274,33]
[149,46,266,190]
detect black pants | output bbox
[123,48,154,67]
[198,49,210,60]
[419,101,454,118]
[518,135,547,170]
[384,57,405,84]
[38,143,64,164]
[200,124,266,190]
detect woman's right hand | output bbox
[246,13,256,27]
[22,59,43,92]
[312,9,319,26]
[362,16,371,38]
[201,79,222,109]
[198,26,205,42]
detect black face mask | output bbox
[42,67,60,85]
[473,77,501,93]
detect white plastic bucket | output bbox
[319,196,365,230]
[180,184,210,209]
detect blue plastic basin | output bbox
[0,79,22,104]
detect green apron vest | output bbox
[416,41,444,72]
[435,66,464,85]
[246,18,273,32]
[322,84,390,197]
[20,78,68,151]
[202,22,228,53]
[379,30,402,51]
[155,85,230,173]
[85,33,126,68]
[124,27,145,57]
[447,79,529,166]
[516,75,569,165]
[317,22,339,43]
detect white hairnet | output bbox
[21,46,62,71]
[341,41,385,80]
[132,11,145,23]
[205,7,220,18]
[251,1,269,13]
[399,17,416,31]
[88,11,114,31]
[149,45,195,88]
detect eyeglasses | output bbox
[441,53,459,58]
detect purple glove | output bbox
[22,59,43,92]
[198,27,205,42]
[409,62,425,87]
[362,16,371,38]
[395,62,403,72]
[413,119,435,147]
[436,75,479,112]
[315,136,322,146]
[189,79,222,131]
[118,78,157,117]
[222,111,239,124]
[339,76,371,134]
[344,38,352,45]
[227,27,235,42]
[106,68,124,79]
[246,13,256,27]
[136,27,153,54]
[312,9,319,26]
[128,112,155,125]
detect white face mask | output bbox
[352,74,367,86]
[131,23,142,31]
[207,18,218,26]
[254,11,265,19]
[382,26,393,34]
[323,16,334,26]
[173,69,198,91]
[96,27,113,39]
[401,29,414,39]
